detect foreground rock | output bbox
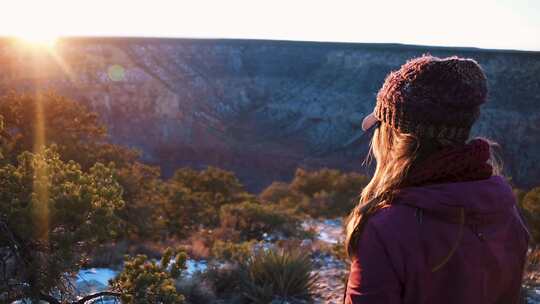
[308,218,348,303]
[312,254,348,304]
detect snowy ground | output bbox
[303,218,343,244]
[77,268,117,286]
[73,219,345,301]
[73,219,540,303]
[307,218,348,304]
[526,286,540,304]
[73,259,208,303]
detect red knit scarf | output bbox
[401,138,493,188]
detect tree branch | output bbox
[74,291,122,304]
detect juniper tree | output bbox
[0,148,124,302]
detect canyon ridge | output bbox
[1,38,538,191]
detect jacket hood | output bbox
[393,176,516,224]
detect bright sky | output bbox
[1,0,539,51]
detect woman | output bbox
[344,55,529,304]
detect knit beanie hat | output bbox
[362,55,488,142]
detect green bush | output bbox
[176,274,216,304]
[211,240,255,263]
[163,184,205,237]
[0,91,171,244]
[165,166,252,234]
[0,91,139,170]
[220,201,302,241]
[116,162,168,240]
[201,263,244,303]
[315,241,348,263]
[275,239,310,254]
[239,248,318,303]
[259,181,294,204]
[0,148,124,301]
[259,168,369,219]
[290,168,367,198]
[110,248,187,303]
[521,187,540,243]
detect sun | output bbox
[15,30,59,48]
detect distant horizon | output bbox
[1,0,538,51]
[1,35,538,53]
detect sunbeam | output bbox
[32,84,49,243]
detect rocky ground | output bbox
[523,267,540,304]
[305,219,348,304]
[74,219,540,303]
[525,287,540,304]
[73,219,347,303]
[312,255,348,304]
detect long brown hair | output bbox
[344,123,419,257]
[344,124,502,258]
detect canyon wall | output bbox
[1,38,538,190]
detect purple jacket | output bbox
[345,176,529,304]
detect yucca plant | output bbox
[240,248,318,303]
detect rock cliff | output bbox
[1,38,538,190]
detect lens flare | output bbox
[15,30,59,48]
[33,94,49,242]
[108,64,126,82]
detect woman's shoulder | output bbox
[363,203,423,246]
[355,204,419,278]
[369,203,418,228]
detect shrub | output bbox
[88,240,173,269]
[201,263,244,303]
[0,148,124,300]
[116,162,168,240]
[88,240,130,268]
[186,228,245,260]
[290,168,368,218]
[275,239,305,253]
[164,185,208,237]
[211,226,242,243]
[0,91,139,170]
[290,168,367,199]
[259,181,294,204]
[239,248,318,303]
[165,166,252,233]
[314,241,348,263]
[170,166,247,208]
[211,240,255,263]
[521,187,540,244]
[219,201,302,241]
[188,233,212,260]
[110,248,187,303]
[514,187,527,206]
[329,242,348,262]
[176,275,216,304]
[259,168,369,219]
